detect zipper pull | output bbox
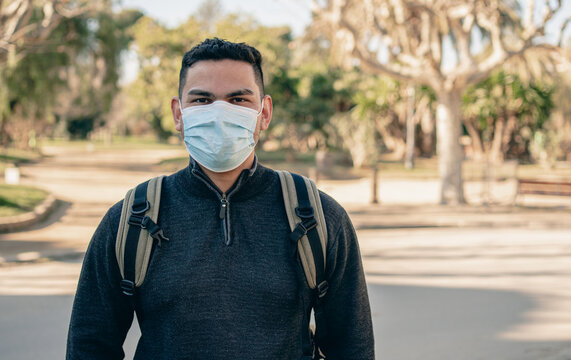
[219,197,228,219]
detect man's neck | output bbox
[198,154,255,194]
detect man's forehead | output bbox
[183,59,259,94]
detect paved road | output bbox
[1,145,571,359]
[2,226,571,360]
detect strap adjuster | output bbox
[128,213,149,227]
[120,279,135,296]
[289,218,318,242]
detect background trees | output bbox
[462,71,554,163]
[0,0,140,146]
[312,0,569,204]
[1,0,569,206]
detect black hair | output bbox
[178,38,264,99]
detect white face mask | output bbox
[180,100,263,173]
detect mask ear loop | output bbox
[257,97,265,116]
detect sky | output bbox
[119,0,313,37]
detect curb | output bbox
[0,194,58,233]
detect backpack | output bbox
[115,171,328,359]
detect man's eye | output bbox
[192,98,210,104]
[231,98,246,103]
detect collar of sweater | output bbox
[176,155,275,201]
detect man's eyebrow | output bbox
[186,89,215,97]
[225,89,254,98]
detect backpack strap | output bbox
[277,171,328,292]
[277,170,328,358]
[116,175,167,296]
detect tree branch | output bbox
[450,19,473,70]
[523,0,536,30]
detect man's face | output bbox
[171,59,272,143]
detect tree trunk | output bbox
[464,118,484,160]
[420,110,435,157]
[490,116,505,163]
[404,85,415,169]
[502,115,518,158]
[436,91,466,204]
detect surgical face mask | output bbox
[180,100,263,173]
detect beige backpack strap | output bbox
[277,170,327,291]
[116,175,167,295]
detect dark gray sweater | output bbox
[66,159,374,359]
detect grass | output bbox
[0,184,49,217]
[0,148,42,164]
[0,148,43,176]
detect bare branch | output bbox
[560,18,570,47]
[522,0,564,39]
[415,11,430,57]
[523,0,536,30]
[353,41,442,90]
[450,19,473,70]
[54,0,95,18]
[429,23,442,71]
[1,0,95,59]
[468,43,558,85]
[1,0,31,47]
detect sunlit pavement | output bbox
[360,227,571,360]
[1,145,570,359]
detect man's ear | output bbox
[260,95,273,131]
[171,96,182,132]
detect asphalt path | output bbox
[1,144,570,359]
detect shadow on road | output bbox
[1,283,569,360]
[368,282,571,360]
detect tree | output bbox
[1,0,94,145]
[0,0,127,146]
[123,15,193,141]
[462,70,554,162]
[53,9,143,140]
[312,0,569,204]
[0,0,101,65]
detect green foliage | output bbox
[0,3,142,145]
[0,13,90,146]
[462,70,555,160]
[57,9,143,140]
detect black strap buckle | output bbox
[290,218,318,242]
[128,213,150,228]
[120,279,135,296]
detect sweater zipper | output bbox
[192,168,246,246]
[219,194,231,245]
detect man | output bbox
[67,38,374,359]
